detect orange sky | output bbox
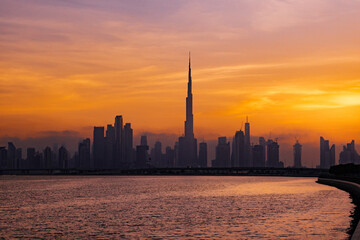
[0,0,359,160]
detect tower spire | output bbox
[187,51,192,96]
[189,51,191,68]
[185,52,193,138]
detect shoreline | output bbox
[317,178,360,240]
[0,167,327,177]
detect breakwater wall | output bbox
[317,178,360,240]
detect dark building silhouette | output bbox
[93,126,105,169]
[52,143,58,167]
[114,115,123,168]
[59,146,68,169]
[320,137,335,169]
[44,146,53,169]
[259,137,266,166]
[174,141,179,167]
[178,54,198,167]
[25,149,43,169]
[199,142,207,167]
[34,151,43,169]
[105,124,115,169]
[165,146,175,168]
[252,145,265,167]
[114,115,124,168]
[123,123,133,168]
[26,148,35,169]
[7,142,16,169]
[141,135,148,146]
[0,146,7,169]
[231,130,245,167]
[267,140,283,168]
[244,117,252,167]
[212,137,230,167]
[151,141,163,168]
[339,140,359,164]
[79,138,90,169]
[15,148,22,169]
[72,152,79,169]
[136,135,149,169]
[293,140,302,168]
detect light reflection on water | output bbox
[0,176,354,239]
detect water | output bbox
[0,176,355,239]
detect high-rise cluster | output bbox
[212,119,284,168]
[320,137,335,169]
[339,140,359,164]
[91,115,134,169]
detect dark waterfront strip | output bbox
[0,167,326,177]
[317,178,360,240]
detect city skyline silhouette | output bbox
[1,1,360,240]
[0,0,360,168]
[0,54,359,170]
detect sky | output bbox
[0,0,360,166]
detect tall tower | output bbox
[293,140,302,168]
[244,117,252,167]
[93,126,105,169]
[178,53,197,167]
[185,52,194,138]
[114,115,123,168]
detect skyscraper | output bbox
[93,126,105,169]
[252,145,265,167]
[59,146,68,169]
[136,136,149,169]
[0,147,7,169]
[267,140,283,168]
[293,140,302,168]
[320,137,335,169]
[79,138,90,169]
[231,130,245,167]
[123,123,133,168]
[339,140,359,164]
[105,124,115,169]
[244,117,252,167]
[259,137,267,166]
[151,141,162,167]
[44,146,52,169]
[114,115,123,168]
[140,135,148,146]
[26,148,35,169]
[178,53,198,167]
[7,142,16,169]
[199,142,208,168]
[15,148,22,169]
[212,137,230,167]
[165,146,175,168]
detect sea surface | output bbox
[0,176,355,239]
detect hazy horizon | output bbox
[1,0,359,167]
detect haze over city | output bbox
[1,0,360,167]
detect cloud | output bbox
[249,0,336,32]
[37,130,80,137]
